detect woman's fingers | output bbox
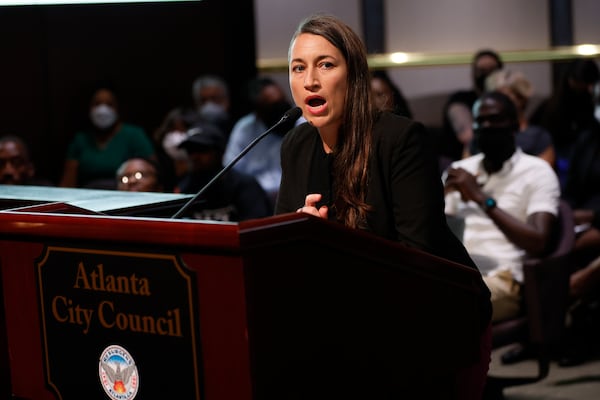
[296,193,327,219]
[304,193,322,207]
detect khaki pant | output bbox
[483,269,522,322]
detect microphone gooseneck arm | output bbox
[171,107,302,219]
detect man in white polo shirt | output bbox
[443,91,560,323]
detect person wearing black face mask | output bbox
[443,91,561,324]
[530,59,600,189]
[438,49,504,170]
[223,77,302,209]
[471,111,519,171]
[257,98,293,132]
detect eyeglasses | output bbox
[118,171,154,184]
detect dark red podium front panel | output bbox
[36,246,201,400]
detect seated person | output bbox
[116,157,164,192]
[485,69,555,166]
[59,86,155,189]
[557,119,600,365]
[529,58,599,188]
[370,69,413,118]
[175,123,272,222]
[439,49,504,164]
[0,135,52,186]
[152,107,198,191]
[552,205,600,366]
[223,77,295,207]
[562,118,600,261]
[443,91,560,323]
[191,74,233,140]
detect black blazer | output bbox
[276,112,491,325]
[276,112,477,266]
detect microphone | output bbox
[171,106,302,219]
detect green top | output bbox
[66,123,155,187]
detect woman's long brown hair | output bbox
[290,14,374,229]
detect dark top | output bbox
[439,89,479,161]
[176,167,272,222]
[307,141,335,217]
[562,121,600,211]
[276,112,492,326]
[66,123,155,187]
[517,124,553,156]
[530,93,598,188]
[530,94,597,159]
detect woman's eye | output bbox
[291,65,305,72]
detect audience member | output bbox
[116,157,164,192]
[502,72,600,366]
[191,74,233,139]
[530,58,600,188]
[175,122,271,221]
[59,86,155,189]
[152,107,198,191]
[439,49,504,165]
[0,135,51,186]
[485,69,555,165]
[277,14,491,399]
[223,77,294,206]
[443,91,560,323]
[555,82,600,367]
[559,204,600,366]
[560,116,600,366]
[563,118,600,236]
[370,70,413,118]
[559,81,600,301]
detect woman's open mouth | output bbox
[306,96,327,114]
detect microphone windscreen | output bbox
[284,107,302,122]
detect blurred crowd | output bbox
[2,56,599,219]
[2,56,599,221]
[2,49,600,367]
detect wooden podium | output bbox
[0,187,485,399]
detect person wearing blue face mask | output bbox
[443,91,560,323]
[59,86,155,189]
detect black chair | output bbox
[484,200,576,399]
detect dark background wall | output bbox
[0,0,256,184]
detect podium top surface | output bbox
[0,185,192,216]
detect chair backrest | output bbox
[523,199,576,344]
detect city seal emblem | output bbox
[99,344,139,400]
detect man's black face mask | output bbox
[261,100,292,128]
[473,125,516,165]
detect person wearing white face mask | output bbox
[90,103,118,130]
[191,75,233,140]
[59,86,155,189]
[151,107,199,191]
